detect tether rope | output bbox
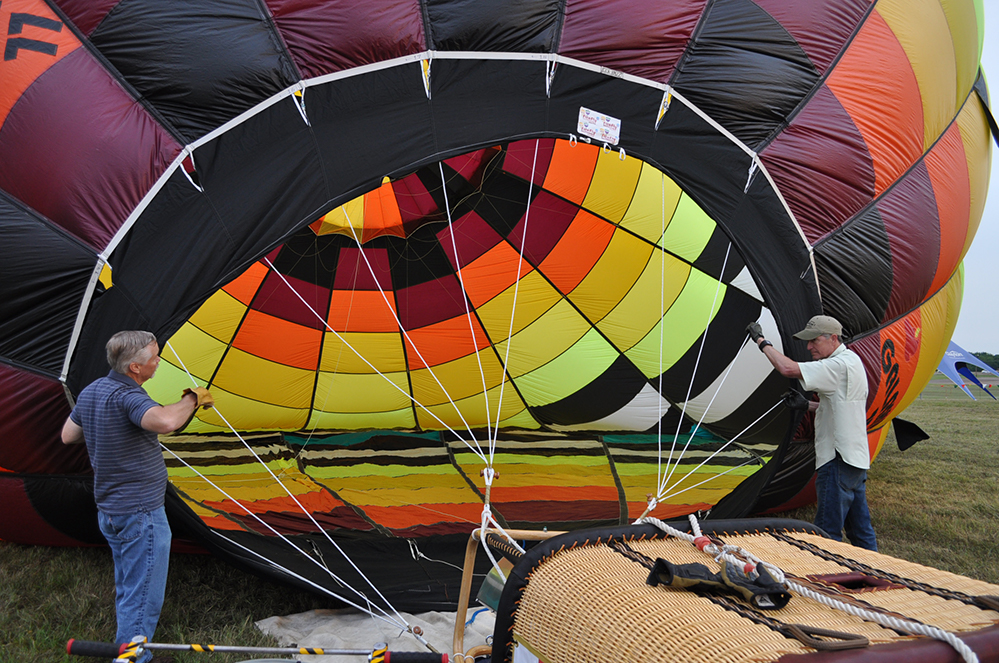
[639,515,980,663]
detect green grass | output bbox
[2,382,997,661]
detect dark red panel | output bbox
[0,47,180,249]
[333,247,392,291]
[502,138,555,185]
[395,275,468,330]
[875,164,940,321]
[752,0,872,75]
[443,147,495,187]
[559,0,704,82]
[0,476,87,545]
[507,190,578,264]
[253,272,331,329]
[393,173,441,226]
[266,0,426,79]
[0,365,90,474]
[761,84,875,243]
[53,0,118,36]
[848,332,883,410]
[438,210,503,270]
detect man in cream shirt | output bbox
[748,315,877,551]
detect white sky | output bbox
[951,0,999,351]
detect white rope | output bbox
[655,172,667,502]
[639,515,979,663]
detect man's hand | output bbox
[183,387,214,409]
[782,390,810,412]
[746,322,764,344]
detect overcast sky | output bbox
[952,0,998,352]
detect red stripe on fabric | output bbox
[437,211,504,271]
[0,476,87,545]
[333,247,392,291]
[395,275,468,330]
[502,139,555,185]
[924,123,971,295]
[252,272,331,330]
[506,191,580,265]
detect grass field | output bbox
[1,376,997,662]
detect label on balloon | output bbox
[577,107,621,145]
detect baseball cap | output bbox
[793,315,842,340]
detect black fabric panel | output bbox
[670,0,819,150]
[385,221,458,288]
[424,0,561,52]
[89,0,299,142]
[24,475,105,545]
[893,417,929,452]
[0,194,95,377]
[701,370,796,450]
[813,207,892,338]
[271,232,344,289]
[692,225,749,284]
[749,437,816,513]
[531,354,648,426]
[974,70,999,147]
[654,288,763,402]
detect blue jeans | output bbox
[814,456,878,551]
[98,507,171,663]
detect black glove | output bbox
[746,322,764,344]
[782,390,810,412]
[646,558,791,610]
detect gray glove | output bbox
[746,322,764,344]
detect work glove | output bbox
[782,390,810,412]
[183,387,215,409]
[746,322,764,344]
[646,558,791,610]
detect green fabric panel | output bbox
[511,327,619,406]
[660,193,716,263]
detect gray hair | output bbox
[106,330,157,374]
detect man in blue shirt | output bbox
[62,330,213,662]
[748,315,877,551]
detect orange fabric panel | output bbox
[627,501,713,520]
[865,310,922,432]
[925,122,970,294]
[361,503,483,530]
[826,10,923,197]
[0,0,82,127]
[405,315,492,370]
[223,261,269,305]
[490,485,619,503]
[327,289,399,332]
[361,181,406,242]
[539,210,615,294]
[459,241,535,308]
[542,140,599,204]
[232,309,322,370]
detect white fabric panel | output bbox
[549,382,669,432]
[729,265,763,302]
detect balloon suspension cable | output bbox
[163,341,413,632]
[438,161,494,453]
[660,242,732,497]
[637,514,979,663]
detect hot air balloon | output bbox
[0,0,993,615]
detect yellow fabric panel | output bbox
[626,269,725,378]
[188,289,246,344]
[570,229,654,323]
[580,148,644,224]
[512,328,618,406]
[213,347,314,408]
[597,249,689,352]
[661,194,717,263]
[877,0,958,150]
[937,0,984,104]
[318,196,365,237]
[193,386,309,431]
[410,351,506,406]
[306,407,416,430]
[314,370,411,413]
[161,322,230,381]
[319,331,405,374]
[99,262,113,289]
[475,269,562,340]
[618,164,683,243]
[414,379,528,430]
[328,485,478,510]
[310,464,464,482]
[956,99,992,257]
[494,298,590,378]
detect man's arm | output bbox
[140,392,200,434]
[61,417,85,444]
[760,342,802,379]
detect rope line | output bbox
[639,515,980,663]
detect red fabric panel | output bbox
[502,138,555,185]
[393,173,441,227]
[438,211,503,270]
[752,0,872,75]
[0,47,180,249]
[875,164,939,322]
[0,365,90,474]
[252,272,331,329]
[266,0,426,79]
[506,190,578,265]
[847,332,884,413]
[0,476,86,545]
[333,247,392,291]
[53,0,119,36]
[761,84,875,243]
[444,147,496,187]
[924,123,971,295]
[395,275,468,330]
[558,0,704,83]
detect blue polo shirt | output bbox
[70,371,168,514]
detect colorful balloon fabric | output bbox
[0,0,994,609]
